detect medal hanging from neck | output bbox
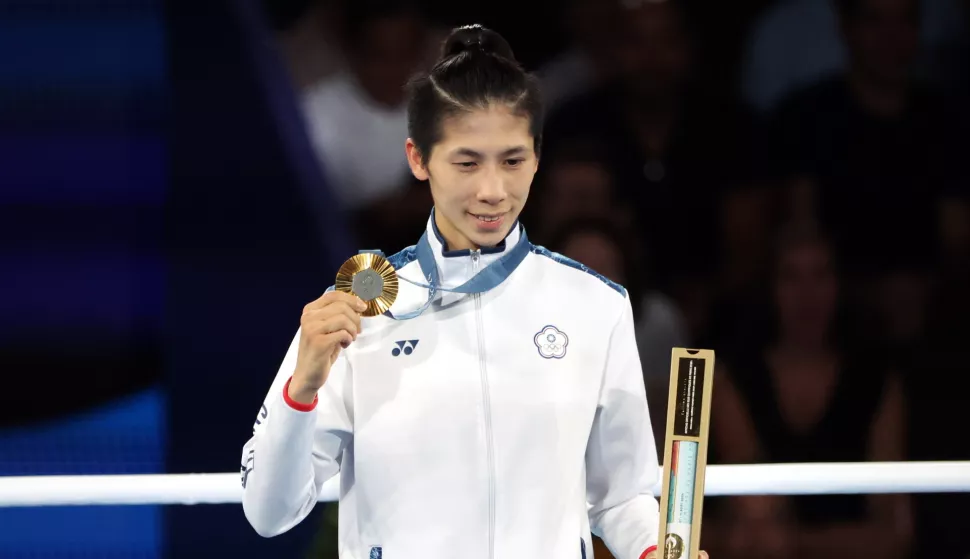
[334,224,530,320]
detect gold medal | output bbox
[335,252,398,317]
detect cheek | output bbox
[429,169,473,204]
[510,169,536,198]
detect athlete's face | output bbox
[406,105,538,251]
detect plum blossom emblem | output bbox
[534,325,568,359]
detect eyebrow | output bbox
[451,146,529,158]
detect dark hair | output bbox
[405,24,544,164]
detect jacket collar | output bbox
[424,209,523,291]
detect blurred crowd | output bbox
[267,0,969,557]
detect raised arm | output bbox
[241,291,365,537]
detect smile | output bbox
[468,212,507,229]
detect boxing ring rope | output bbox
[1,461,968,507]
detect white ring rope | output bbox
[0,461,968,507]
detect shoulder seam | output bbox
[529,244,627,297]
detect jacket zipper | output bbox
[471,250,495,559]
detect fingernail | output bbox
[357,300,367,311]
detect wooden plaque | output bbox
[657,348,715,559]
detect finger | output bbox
[336,330,354,350]
[699,551,709,559]
[309,329,355,357]
[318,330,353,353]
[301,313,358,342]
[304,300,363,323]
[303,303,362,334]
[304,314,359,343]
[305,290,367,312]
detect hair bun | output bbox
[441,24,516,62]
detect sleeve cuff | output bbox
[639,545,658,559]
[282,376,318,412]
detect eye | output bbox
[505,158,525,168]
[455,161,477,169]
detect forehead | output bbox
[437,106,534,152]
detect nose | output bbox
[477,167,507,205]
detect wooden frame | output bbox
[657,348,715,559]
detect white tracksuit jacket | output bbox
[241,215,661,559]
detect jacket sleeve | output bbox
[586,292,661,559]
[240,328,354,537]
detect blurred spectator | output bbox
[677,0,776,97]
[300,0,432,225]
[711,222,913,559]
[542,0,770,342]
[535,0,624,113]
[741,0,968,112]
[548,218,632,288]
[273,0,347,91]
[527,139,628,240]
[767,0,969,351]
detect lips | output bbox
[469,212,506,230]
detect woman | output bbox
[711,223,912,559]
[241,24,708,559]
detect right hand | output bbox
[289,291,367,403]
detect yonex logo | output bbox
[392,340,419,356]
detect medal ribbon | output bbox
[387,224,530,320]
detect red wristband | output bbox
[283,376,318,411]
[639,545,658,559]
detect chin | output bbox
[468,230,506,249]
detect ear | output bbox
[405,138,430,181]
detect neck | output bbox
[847,70,908,117]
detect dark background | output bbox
[0,0,967,557]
